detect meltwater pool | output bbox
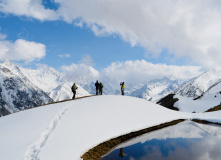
[102,121,221,160]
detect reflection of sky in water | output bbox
[102,121,221,160]
[102,137,221,160]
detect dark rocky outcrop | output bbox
[205,104,221,112]
[157,94,179,111]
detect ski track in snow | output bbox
[24,103,74,160]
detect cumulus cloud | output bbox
[53,0,221,68]
[79,55,95,66]
[0,39,46,63]
[102,60,203,84]
[0,0,59,21]
[2,0,221,67]
[60,63,99,84]
[61,60,203,85]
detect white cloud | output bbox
[0,32,6,40]
[0,28,7,40]
[0,0,59,21]
[61,60,203,85]
[54,0,221,68]
[101,60,203,84]
[0,33,6,40]
[58,54,71,58]
[79,55,95,66]
[60,63,99,84]
[0,39,46,63]
[2,0,221,67]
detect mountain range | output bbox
[129,76,185,102]
[1,59,221,117]
[0,60,89,117]
[159,69,221,112]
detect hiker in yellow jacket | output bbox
[120,82,125,95]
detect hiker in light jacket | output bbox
[120,82,125,95]
[99,82,103,95]
[95,80,99,95]
[71,83,78,99]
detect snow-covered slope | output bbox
[171,69,221,112]
[0,60,89,116]
[129,76,185,102]
[0,60,53,116]
[0,95,221,160]
[175,69,221,98]
[18,64,90,101]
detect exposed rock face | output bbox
[0,63,53,117]
[0,59,90,117]
[157,94,179,111]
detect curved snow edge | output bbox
[81,119,186,159]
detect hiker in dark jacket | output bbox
[95,80,99,95]
[120,82,125,95]
[71,83,78,99]
[99,82,103,95]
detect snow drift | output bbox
[1,95,221,160]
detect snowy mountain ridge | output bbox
[129,76,185,102]
[164,69,221,112]
[3,59,221,116]
[175,69,221,98]
[0,61,53,116]
[0,60,89,117]
[80,75,186,103]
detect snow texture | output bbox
[25,105,71,160]
[174,69,221,112]
[129,76,185,102]
[0,60,89,116]
[1,96,221,160]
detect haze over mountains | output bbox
[1,59,221,116]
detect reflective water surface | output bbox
[102,121,221,160]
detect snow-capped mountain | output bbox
[0,60,53,116]
[49,83,89,101]
[80,75,186,102]
[81,80,145,96]
[129,76,185,102]
[0,60,89,117]
[159,69,221,112]
[175,69,221,98]
[20,66,90,101]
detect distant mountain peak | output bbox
[2,59,13,66]
[164,74,176,80]
[175,69,221,98]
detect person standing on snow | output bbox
[120,82,125,95]
[71,83,78,100]
[95,80,99,95]
[99,82,103,95]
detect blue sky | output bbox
[1,0,220,83]
[0,13,187,71]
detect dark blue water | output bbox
[102,137,221,160]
